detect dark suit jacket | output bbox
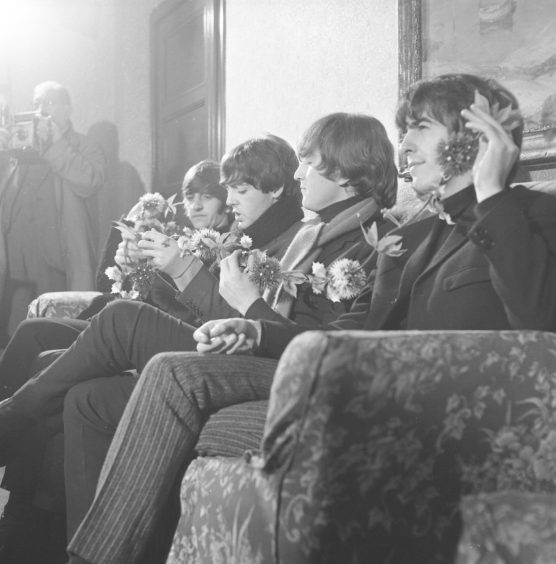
[260,185,556,358]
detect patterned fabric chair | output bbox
[27,290,102,319]
[456,491,556,563]
[167,329,556,564]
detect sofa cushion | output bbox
[195,400,268,457]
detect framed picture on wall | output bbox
[398,0,556,166]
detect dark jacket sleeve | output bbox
[258,283,372,359]
[174,265,240,324]
[468,187,556,330]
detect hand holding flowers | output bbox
[218,250,274,314]
[138,229,182,275]
[460,90,522,202]
[177,229,247,273]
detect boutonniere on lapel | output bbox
[431,90,522,224]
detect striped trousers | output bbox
[68,351,278,564]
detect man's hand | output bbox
[461,98,520,202]
[219,250,262,314]
[35,116,63,145]
[138,230,182,274]
[114,233,144,269]
[193,318,262,355]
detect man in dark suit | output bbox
[66,74,556,564]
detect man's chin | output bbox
[410,182,438,200]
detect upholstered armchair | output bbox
[167,329,556,564]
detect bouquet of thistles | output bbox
[106,192,181,299]
[106,193,250,299]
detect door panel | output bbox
[151,0,224,197]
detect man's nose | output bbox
[192,194,203,209]
[399,131,414,155]
[294,163,305,180]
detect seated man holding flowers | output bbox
[0,115,396,559]
[65,74,556,564]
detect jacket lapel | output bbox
[367,217,468,330]
[414,223,468,282]
[365,218,434,329]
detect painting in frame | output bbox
[398,0,556,166]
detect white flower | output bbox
[105,266,123,282]
[111,281,122,295]
[240,234,253,249]
[326,258,367,301]
[311,262,326,278]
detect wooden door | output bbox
[151,0,224,197]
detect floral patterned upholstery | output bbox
[168,329,556,564]
[27,291,102,319]
[456,491,556,563]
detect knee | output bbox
[136,352,196,401]
[137,352,207,409]
[98,299,141,323]
[12,317,47,340]
[63,380,109,431]
[95,299,152,334]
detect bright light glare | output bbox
[0,0,62,96]
[0,1,56,52]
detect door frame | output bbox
[150,0,225,191]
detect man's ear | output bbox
[271,185,284,201]
[338,178,355,194]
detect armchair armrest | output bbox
[27,291,103,319]
[260,329,556,563]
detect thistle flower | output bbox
[137,192,167,218]
[325,259,367,302]
[129,261,157,299]
[245,250,282,292]
[105,261,156,300]
[437,131,480,179]
[435,89,523,183]
[178,228,240,271]
[186,228,222,263]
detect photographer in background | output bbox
[0,81,105,341]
